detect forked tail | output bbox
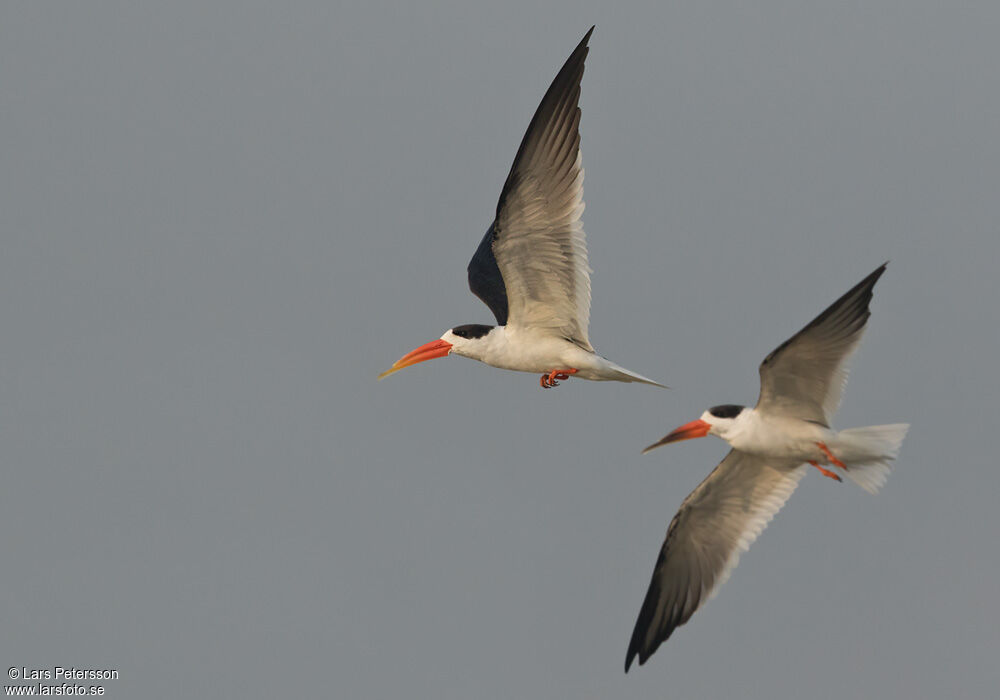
[835,423,909,494]
[607,362,667,387]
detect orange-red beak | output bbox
[378,339,453,379]
[642,419,711,454]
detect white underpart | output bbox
[830,424,910,494]
[440,326,662,385]
[705,409,909,494]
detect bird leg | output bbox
[808,460,842,482]
[539,368,578,389]
[815,441,847,468]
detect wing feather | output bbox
[625,451,806,671]
[756,263,888,424]
[485,28,594,349]
[467,223,509,325]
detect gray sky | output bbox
[2,2,998,698]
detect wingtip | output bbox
[573,26,594,53]
[574,27,595,58]
[625,645,646,673]
[865,262,889,287]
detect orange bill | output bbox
[378,339,453,380]
[641,419,711,454]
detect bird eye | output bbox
[709,404,743,419]
[450,324,493,340]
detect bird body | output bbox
[702,408,906,480]
[441,325,661,384]
[626,263,908,671]
[379,28,662,389]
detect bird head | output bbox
[642,404,748,453]
[378,324,495,379]
[440,324,495,359]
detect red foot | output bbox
[809,460,842,482]
[539,368,578,389]
[816,442,847,468]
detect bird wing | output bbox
[625,451,806,671]
[467,222,510,326]
[471,27,594,350]
[756,263,887,425]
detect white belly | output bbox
[729,414,833,462]
[481,332,599,374]
[449,325,658,384]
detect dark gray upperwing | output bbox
[495,26,592,220]
[625,451,805,671]
[757,263,888,424]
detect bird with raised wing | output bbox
[379,28,662,389]
[625,263,908,671]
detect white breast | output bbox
[727,411,832,461]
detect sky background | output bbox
[2,2,998,698]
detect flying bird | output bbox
[625,263,908,671]
[379,28,662,389]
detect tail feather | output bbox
[836,424,909,494]
[611,366,666,387]
[596,357,666,387]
